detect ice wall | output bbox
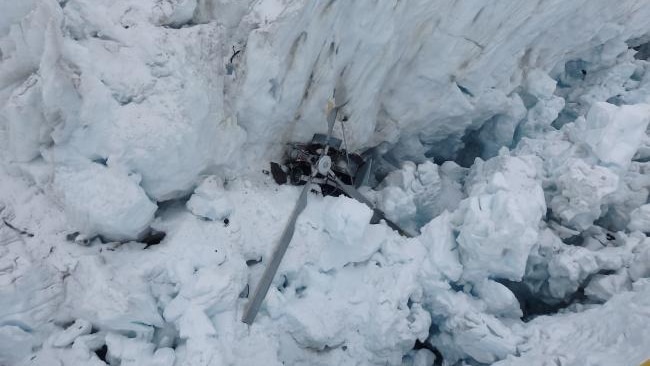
[230,0,650,161]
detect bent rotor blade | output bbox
[330,173,416,238]
[334,77,349,108]
[324,80,349,151]
[325,105,338,142]
[242,181,311,325]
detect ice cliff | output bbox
[1,0,650,365]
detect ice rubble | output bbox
[493,280,650,366]
[2,0,650,365]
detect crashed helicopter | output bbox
[269,133,368,196]
[242,85,415,325]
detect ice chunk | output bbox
[418,212,463,283]
[493,283,650,366]
[378,161,466,232]
[629,241,650,282]
[72,333,107,355]
[524,69,558,100]
[151,0,198,27]
[549,158,618,231]
[584,272,631,302]
[556,57,639,120]
[52,319,92,348]
[380,185,418,233]
[106,333,175,366]
[457,155,545,281]
[62,256,163,334]
[458,191,541,281]
[0,224,63,364]
[582,102,650,168]
[517,95,565,138]
[317,196,375,270]
[628,204,650,232]
[187,176,233,221]
[547,246,600,299]
[52,163,157,241]
[473,279,522,318]
[429,290,522,365]
[412,349,436,366]
[524,229,643,302]
[475,95,527,160]
[2,75,48,162]
[273,259,431,365]
[164,263,246,324]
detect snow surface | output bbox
[2,0,650,365]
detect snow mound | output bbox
[187,176,234,222]
[52,162,157,241]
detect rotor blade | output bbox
[324,78,349,150]
[330,173,416,238]
[330,173,374,207]
[326,106,338,139]
[242,181,311,324]
[334,77,348,108]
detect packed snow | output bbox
[2,0,650,365]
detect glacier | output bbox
[2,0,650,365]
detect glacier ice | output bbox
[2,0,650,365]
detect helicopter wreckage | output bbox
[243,87,416,325]
[269,133,368,196]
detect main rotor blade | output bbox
[242,181,311,324]
[334,77,348,108]
[324,79,349,151]
[330,174,374,207]
[326,108,337,138]
[329,173,416,238]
